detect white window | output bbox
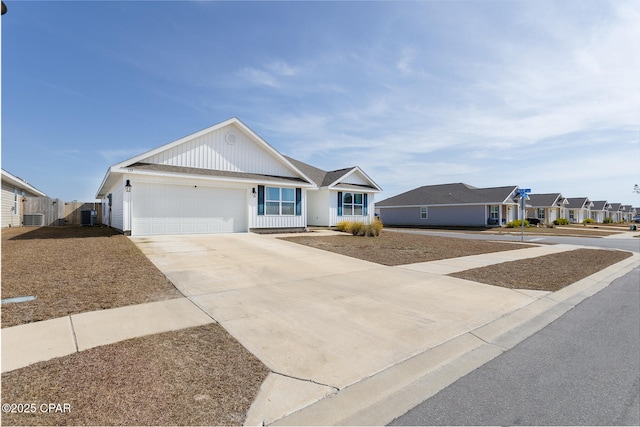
[266,187,295,215]
[420,207,428,219]
[13,189,19,215]
[490,205,499,220]
[537,208,545,219]
[569,210,575,221]
[343,192,364,216]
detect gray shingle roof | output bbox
[284,156,377,190]
[565,198,590,209]
[591,201,609,211]
[527,193,564,207]
[377,183,518,206]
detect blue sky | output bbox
[2,0,639,206]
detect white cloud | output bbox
[267,61,299,76]
[239,67,279,88]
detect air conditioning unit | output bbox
[23,213,45,227]
[81,210,98,226]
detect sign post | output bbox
[518,188,531,242]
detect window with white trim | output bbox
[490,205,499,220]
[420,206,428,219]
[343,192,364,216]
[266,187,295,215]
[537,208,545,219]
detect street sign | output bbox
[518,188,531,242]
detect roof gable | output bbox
[97,118,315,197]
[527,193,565,207]
[284,156,382,191]
[565,197,591,209]
[590,200,610,211]
[125,118,304,179]
[377,183,518,207]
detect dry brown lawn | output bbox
[1,226,181,328]
[1,226,270,426]
[451,248,632,291]
[283,231,536,266]
[1,324,269,426]
[284,231,633,292]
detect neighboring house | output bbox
[95,118,381,236]
[376,183,520,227]
[526,193,567,225]
[607,203,623,222]
[590,201,611,223]
[620,205,635,222]
[563,197,593,223]
[1,169,47,228]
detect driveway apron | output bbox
[132,233,539,390]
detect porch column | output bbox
[499,205,503,225]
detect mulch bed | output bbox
[0,324,270,426]
[283,231,536,266]
[450,248,633,292]
[1,227,182,328]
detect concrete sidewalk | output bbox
[269,253,639,426]
[1,297,214,373]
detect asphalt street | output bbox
[390,266,640,426]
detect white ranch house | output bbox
[95,118,381,236]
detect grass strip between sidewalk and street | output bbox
[1,324,269,426]
[450,248,633,291]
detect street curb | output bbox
[272,254,639,426]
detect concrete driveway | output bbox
[132,232,544,422]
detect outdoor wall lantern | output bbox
[252,187,257,197]
[125,180,132,192]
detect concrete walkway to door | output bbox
[131,232,640,425]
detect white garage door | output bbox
[132,183,247,236]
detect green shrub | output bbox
[582,218,595,226]
[507,219,529,228]
[554,218,570,226]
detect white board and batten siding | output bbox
[339,170,372,186]
[139,125,298,179]
[250,189,307,230]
